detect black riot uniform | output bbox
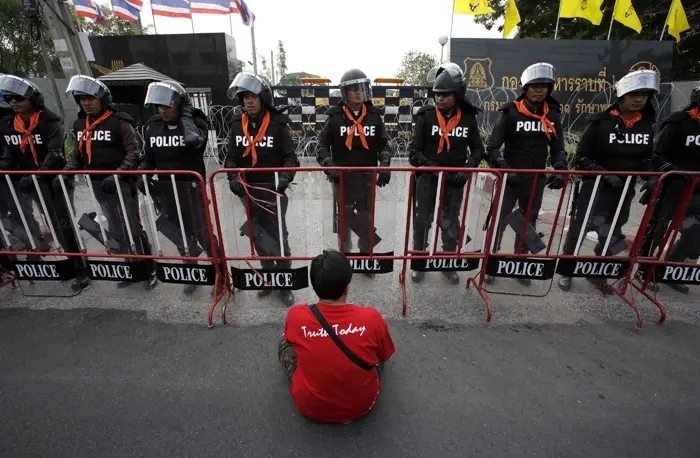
[315,68,391,259]
[558,70,658,292]
[0,74,87,289]
[637,85,700,294]
[63,74,157,289]
[226,72,299,306]
[486,63,568,284]
[140,80,222,295]
[408,66,484,284]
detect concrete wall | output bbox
[30,78,79,124]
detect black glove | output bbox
[101,175,118,194]
[324,170,340,183]
[447,171,469,187]
[181,106,203,149]
[547,161,568,190]
[506,173,520,188]
[377,170,391,187]
[409,153,427,167]
[276,176,290,194]
[18,176,34,194]
[229,174,244,197]
[52,175,74,193]
[603,174,623,189]
[639,177,658,205]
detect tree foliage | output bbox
[473,0,699,80]
[0,0,62,77]
[278,72,321,85]
[76,5,153,36]
[276,40,287,80]
[395,51,439,85]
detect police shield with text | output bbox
[637,84,700,294]
[558,70,658,292]
[140,80,222,295]
[315,69,390,272]
[485,62,568,286]
[226,72,300,306]
[408,63,484,284]
[63,74,157,289]
[0,74,87,290]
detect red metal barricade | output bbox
[208,166,501,325]
[0,170,226,328]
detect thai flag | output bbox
[191,0,229,14]
[229,0,238,13]
[111,0,141,22]
[73,0,105,23]
[232,0,254,26]
[151,0,192,18]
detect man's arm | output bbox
[118,120,140,170]
[466,115,485,167]
[376,118,391,167]
[315,117,334,166]
[139,124,155,170]
[549,116,567,168]
[485,112,509,168]
[408,115,427,167]
[281,124,300,182]
[651,122,677,172]
[574,122,601,171]
[39,119,66,170]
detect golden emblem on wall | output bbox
[629,61,661,80]
[463,57,494,92]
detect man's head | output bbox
[339,69,372,109]
[144,80,189,124]
[79,95,104,116]
[66,74,111,115]
[520,62,556,105]
[310,250,353,302]
[242,92,262,117]
[614,70,659,114]
[432,69,463,112]
[157,104,180,124]
[618,91,650,114]
[228,72,273,116]
[0,74,43,114]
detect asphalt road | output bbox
[1,307,699,457]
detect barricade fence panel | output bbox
[0,170,226,328]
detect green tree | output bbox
[278,71,321,85]
[75,5,153,36]
[473,0,699,80]
[0,0,62,77]
[395,51,439,85]
[276,40,287,79]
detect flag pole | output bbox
[606,0,617,40]
[554,0,563,39]
[448,0,455,61]
[229,10,234,37]
[191,14,195,34]
[659,0,673,40]
[150,2,158,34]
[251,22,257,73]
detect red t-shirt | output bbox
[283,302,396,423]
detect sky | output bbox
[94,0,504,83]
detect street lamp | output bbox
[439,35,449,63]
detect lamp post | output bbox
[439,35,449,63]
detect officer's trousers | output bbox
[412,173,465,252]
[332,171,379,253]
[240,185,291,270]
[493,173,545,254]
[562,179,635,256]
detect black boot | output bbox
[558,276,572,291]
[71,270,90,292]
[279,290,295,306]
[442,271,459,284]
[410,271,424,283]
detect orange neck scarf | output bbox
[514,100,557,140]
[241,110,271,166]
[435,107,462,154]
[13,112,42,166]
[342,104,369,150]
[610,109,642,129]
[687,107,700,124]
[79,110,113,164]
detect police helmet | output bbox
[432,70,465,97]
[144,80,189,108]
[0,74,44,107]
[614,70,659,99]
[427,62,464,85]
[0,74,8,110]
[66,74,112,106]
[227,71,273,107]
[520,62,556,98]
[339,69,372,104]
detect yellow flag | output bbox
[559,0,604,25]
[666,0,690,41]
[454,0,495,16]
[613,0,642,33]
[503,0,521,37]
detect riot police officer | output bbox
[637,85,700,294]
[63,74,157,289]
[486,62,568,285]
[408,64,485,284]
[0,74,88,290]
[226,72,299,306]
[140,80,222,295]
[315,69,390,271]
[558,70,658,291]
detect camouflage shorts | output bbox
[278,336,297,383]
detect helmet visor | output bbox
[427,63,463,84]
[144,82,184,107]
[227,72,264,100]
[0,75,36,98]
[66,75,108,99]
[521,63,556,86]
[615,70,660,97]
[340,78,371,103]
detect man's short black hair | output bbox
[310,250,353,301]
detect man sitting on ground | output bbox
[278,250,396,423]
